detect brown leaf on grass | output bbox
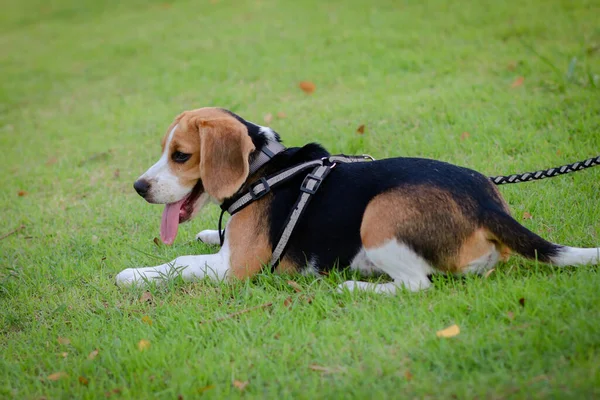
[309,364,344,374]
[507,311,515,320]
[88,349,99,360]
[78,376,89,386]
[153,237,161,247]
[18,190,28,197]
[283,296,293,309]
[46,157,58,166]
[287,280,302,292]
[105,388,122,398]
[263,113,273,124]
[59,352,68,358]
[113,169,120,179]
[232,380,248,391]
[511,76,525,88]
[137,339,151,351]
[356,124,365,134]
[47,372,68,381]
[298,81,316,94]
[139,292,153,303]
[197,385,215,394]
[519,297,525,307]
[436,324,460,338]
[522,212,532,220]
[177,395,184,400]
[460,132,470,140]
[57,337,71,345]
[301,294,314,304]
[277,111,287,119]
[404,370,413,381]
[483,268,495,278]
[141,315,153,326]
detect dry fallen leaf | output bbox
[139,292,153,303]
[301,295,314,304]
[356,124,365,134]
[298,81,316,94]
[137,339,151,351]
[141,315,153,326]
[484,268,495,279]
[519,298,525,307]
[436,324,460,338]
[277,111,287,119]
[522,212,532,220]
[232,380,248,391]
[78,376,89,386]
[404,370,413,381]
[57,337,71,345]
[263,113,273,124]
[18,190,28,197]
[105,388,122,398]
[460,132,470,140]
[287,280,302,292]
[47,372,68,381]
[511,76,525,88]
[88,349,99,360]
[283,296,293,309]
[153,237,161,247]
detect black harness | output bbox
[218,141,373,271]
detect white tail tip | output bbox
[551,246,600,266]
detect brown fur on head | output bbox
[135,107,256,206]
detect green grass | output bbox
[1,0,600,398]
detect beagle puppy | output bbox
[116,107,599,293]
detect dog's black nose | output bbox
[133,179,151,197]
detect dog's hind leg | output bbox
[339,240,434,294]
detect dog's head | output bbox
[133,107,279,244]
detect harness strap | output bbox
[224,160,324,215]
[217,153,374,267]
[270,163,333,269]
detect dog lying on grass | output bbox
[116,107,599,293]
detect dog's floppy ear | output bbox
[197,117,255,201]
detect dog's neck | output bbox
[248,139,286,175]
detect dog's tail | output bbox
[482,208,600,266]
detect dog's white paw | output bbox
[115,268,137,286]
[337,280,365,293]
[196,229,221,245]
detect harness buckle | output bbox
[249,177,270,200]
[300,173,323,195]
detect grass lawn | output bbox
[1,0,600,398]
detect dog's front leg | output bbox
[195,229,221,245]
[115,242,230,286]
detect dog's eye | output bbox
[172,151,191,163]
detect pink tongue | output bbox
[160,198,187,245]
